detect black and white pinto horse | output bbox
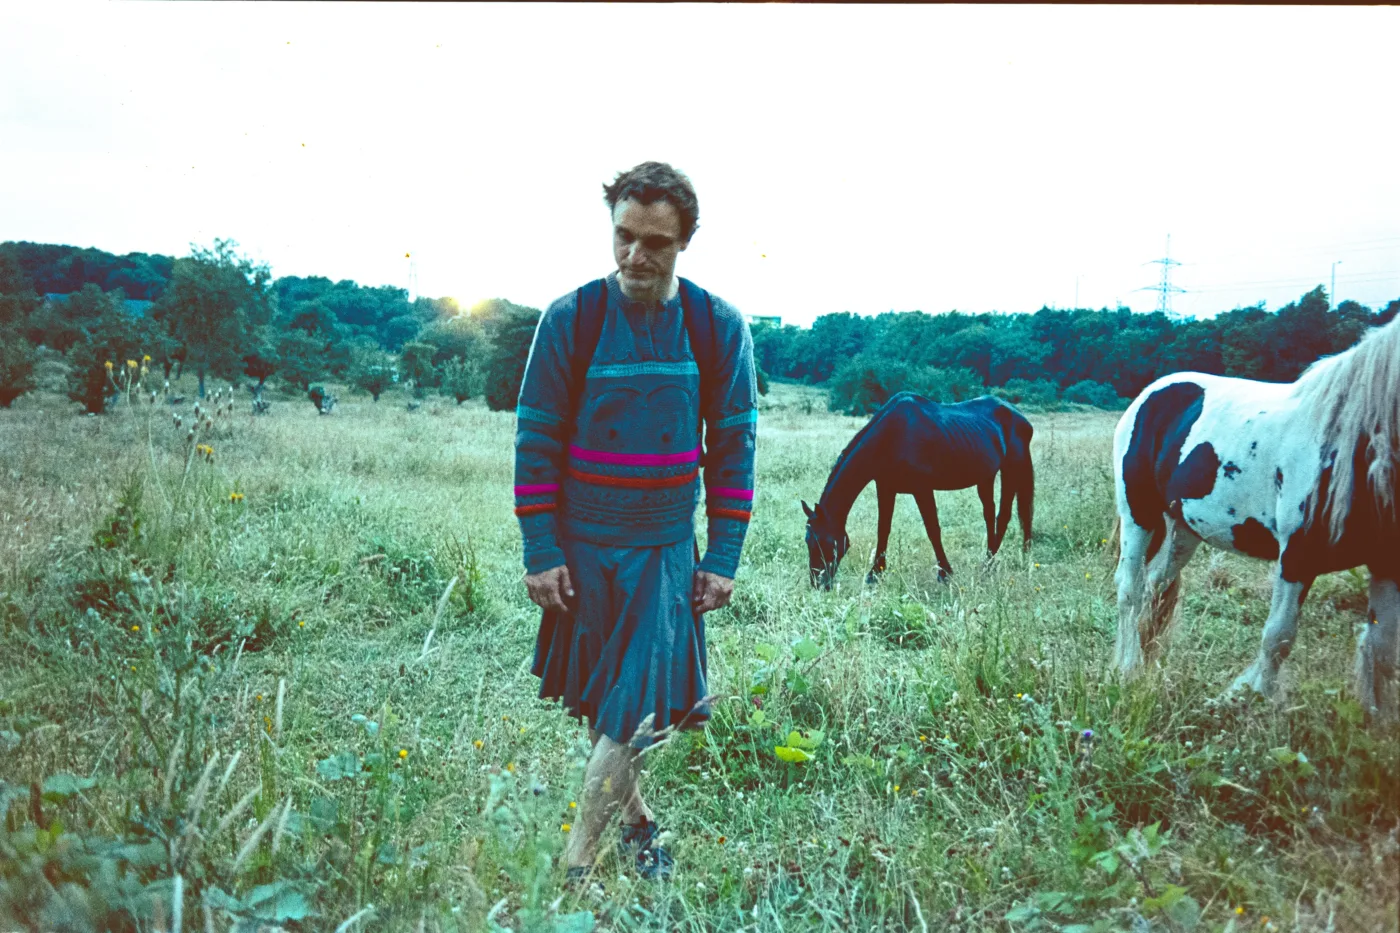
[1112,314,1400,721]
[803,393,1034,589]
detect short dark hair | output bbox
[602,161,699,243]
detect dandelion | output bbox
[519,726,526,734]
[918,734,927,742]
[1015,693,1023,700]
[131,624,140,632]
[505,762,515,773]
[569,801,577,809]
[502,715,510,721]
[256,694,263,702]
[1100,538,1108,544]
[1034,563,1041,568]
[130,665,136,671]
[105,361,114,371]
[1085,572,1092,579]
[561,823,572,832]
[473,739,484,749]
[229,491,244,502]
[298,620,305,628]
[126,359,137,369]
[893,785,900,793]
[398,749,408,759]
[143,355,151,363]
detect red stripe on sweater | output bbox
[568,466,699,489]
[514,503,557,517]
[707,507,752,522]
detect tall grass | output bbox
[1,382,1395,932]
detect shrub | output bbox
[827,354,984,415]
[1064,379,1126,409]
[991,378,1060,409]
[0,334,36,408]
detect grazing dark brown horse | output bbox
[803,392,1035,588]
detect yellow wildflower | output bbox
[1085,572,1092,579]
[1235,907,1245,916]
[568,801,577,809]
[505,762,515,773]
[229,492,244,502]
[918,735,927,742]
[298,620,305,628]
[473,739,484,749]
[561,823,571,832]
[105,360,113,371]
[126,359,137,369]
[398,749,408,759]
[893,785,900,793]
[142,355,151,363]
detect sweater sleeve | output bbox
[697,298,758,579]
[513,293,577,575]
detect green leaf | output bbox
[315,751,363,782]
[786,730,824,750]
[784,669,810,695]
[1092,850,1120,876]
[244,881,295,907]
[748,709,767,727]
[774,745,812,763]
[309,795,339,832]
[753,642,778,662]
[1269,746,1297,765]
[1143,884,1187,913]
[41,773,97,801]
[551,911,596,933]
[792,637,820,661]
[1004,902,1041,923]
[204,886,243,912]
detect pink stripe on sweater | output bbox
[568,444,700,467]
[514,483,559,497]
[707,487,754,501]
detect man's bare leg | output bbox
[564,730,654,870]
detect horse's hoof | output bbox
[865,573,881,586]
[936,568,953,584]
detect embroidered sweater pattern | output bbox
[513,274,758,579]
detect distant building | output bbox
[745,313,782,328]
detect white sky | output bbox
[2,3,1398,326]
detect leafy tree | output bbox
[991,378,1059,409]
[0,252,40,329]
[755,362,770,396]
[64,286,156,414]
[153,239,273,398]
[440,357,483,404]
[483,305,543,412]
[0,334,37,408]
[275,331,327,391]
[242,345,277,400]
[399,341,439,398]
[350,347,396,402]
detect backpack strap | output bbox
[678,277,717,444]
[570,278,609,430]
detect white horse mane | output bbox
[1291,314,1400,540]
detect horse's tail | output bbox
[1016,448,1035,548]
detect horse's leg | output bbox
[912,489,953,582]
[1114,516,1156,675]
[992,467,1016,556]
[1229,564,1310,700]
[977,479,997,562]
[867,482,895,585]
[1138,518,1201,666]
[1355,576,1399,723]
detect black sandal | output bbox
[618,818,674,881]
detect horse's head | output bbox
[802,500,849,590]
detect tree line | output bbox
[2,238,1396,417]
[752,292,1398,414]
[0,240,541,413]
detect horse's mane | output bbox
[1291,314,1400,540]
[820,395,908,502]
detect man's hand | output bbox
[692,570,734,615]
[524,565,574,614]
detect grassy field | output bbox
[1,380,1396,933]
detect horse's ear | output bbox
[801,500,815,519]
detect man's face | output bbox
[612,198,687,302]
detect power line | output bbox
[1137,234,1186,319]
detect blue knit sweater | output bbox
[514,274,758,579]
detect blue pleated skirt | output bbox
[532,536,710,748]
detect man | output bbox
[513,161,757,883]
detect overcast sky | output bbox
[2,3,1397,326]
